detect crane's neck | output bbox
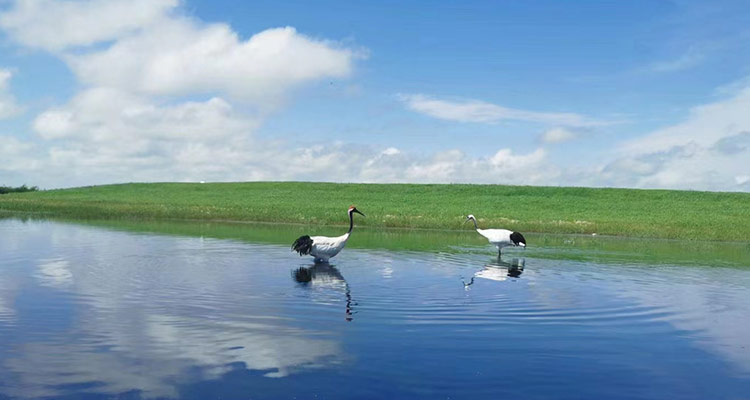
[470,218,478,230]
[347,210,355,234]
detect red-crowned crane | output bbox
[292,206,365,263]
[465,214,526,256]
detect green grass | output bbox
[21,217,746,268]
[1,182,749,241]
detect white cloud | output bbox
[601,138,750,191]
[599,85,750,191]
[399,94,602,127]
[0,135,38,176]
[33,87,254,142]
[1,1,358,106]
[0,2,606,190]
[27,87,262,185]
[17,94,556,186]
[540,127,577,143]
[1,1,747,192]
[0,0,178,51]
[20,79,556,187]
[621,87,750,154]
[0,0,362,187]
[0,69,21,119]
[358,146,552,184]
[66,23,358,104]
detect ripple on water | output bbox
[2,219,750,399]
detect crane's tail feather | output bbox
[292,235,313,256]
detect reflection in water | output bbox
[0,221,344,398]
[293,263,355,321]
[3,219,750,399]
[463,257,525,288]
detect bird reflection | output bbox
[292,263,356,321]
[463,257,525,289]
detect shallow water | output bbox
[1,217,749,399]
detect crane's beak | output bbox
[354,209,365,217]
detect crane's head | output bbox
[510,231,526,247]
[464,214,476,223]
[348,205,365,216]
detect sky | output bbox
[0,0,749,191]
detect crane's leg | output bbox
[497,247,502,257]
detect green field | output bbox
[1,182,749,241]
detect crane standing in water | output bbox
[292,206,365,263]
[465,214,526,256]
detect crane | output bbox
[292,206,365,263]
[465,214,526,256]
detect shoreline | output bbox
[1,182,748,242]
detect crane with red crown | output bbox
[292,206,365,263]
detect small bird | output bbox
[465,214,526,256]
[292,206,365,263]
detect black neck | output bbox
[471,218,478,229]
[348,211,354,233]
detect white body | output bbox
[309,232,351,262]
[476,228,518,251]
[465,214,525,254]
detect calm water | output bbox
[1,218,750,400]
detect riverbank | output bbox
[1,182,748,241]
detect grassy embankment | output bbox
[1,182,749,241]
[31,218,746,268]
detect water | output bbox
[1,217,749,399]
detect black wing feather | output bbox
[292,235,314,256]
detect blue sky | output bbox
[1,0,749,190]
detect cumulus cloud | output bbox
[621,86,750,154]
[712,131,750,155]
[0,135,37,176]
[357,146,551,184]
[399,94,602,127]
[601,85,750,191]
[2,1,358,106]
[27,87,261,184]
[0,69,21,119]
[0,0,365,187]
[33,87,255,142]
[602,138,749,191]
[0,0,178,51]
[66,24,358,104]
[1,1,747,192]
[16,91,555,187]
[2,1,555,188]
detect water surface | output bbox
[1,217,749,399]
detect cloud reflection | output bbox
[1,222,344,398]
